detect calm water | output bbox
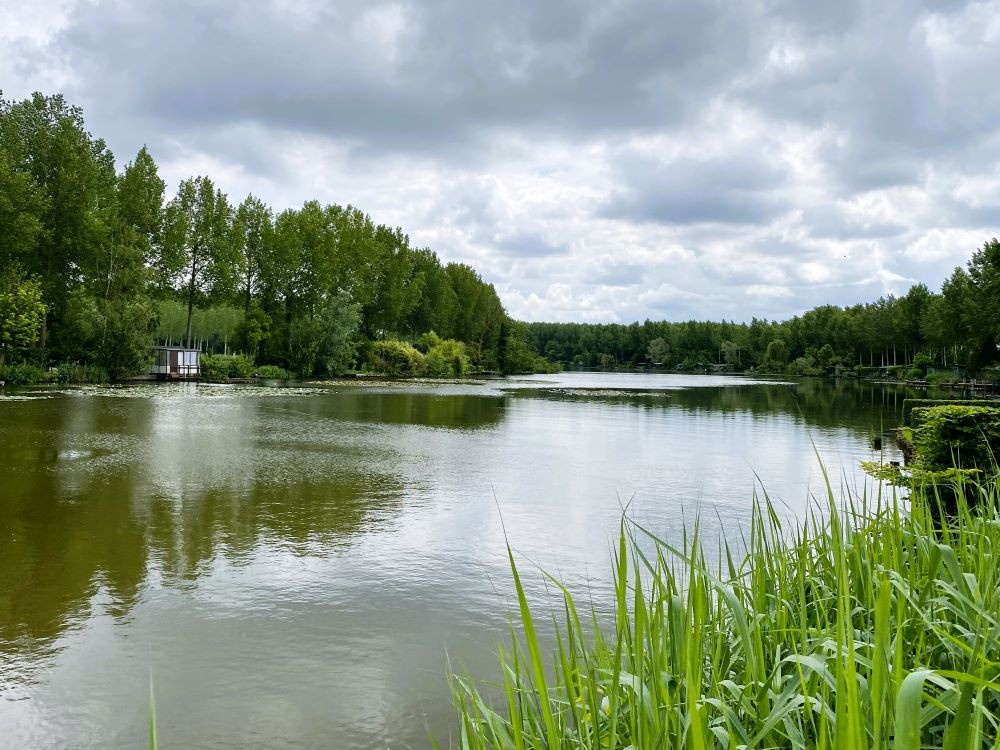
[0,373,913,748]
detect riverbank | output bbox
[452,470,1000,748]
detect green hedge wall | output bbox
[902,398,997,425]
[910,404,1000,471]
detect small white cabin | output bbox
[151,346,200,380]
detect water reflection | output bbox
[0,375,918,748]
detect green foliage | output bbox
[0,362,45,385]
[910,405,1000,471]
[909,351,933,378]
[96,296,156,380]
[288,292,361,377]
[527,240,1000,375]
[367,339,425,377]
[415,330,442,353]
[0,90,549,377]
[254,364,291,380]
[647,336,670,364]
[155,301,241,352]
[451,471,1000,749]
[902,398,997,426]
[763,338,788,368]
[785,354,821,376]
[54,362,109,384]
[0,266,46,364]
[161,176,233,348]
[200,353,254,381]
[500,320,558,374]
[424,338,470,377]
[234,303,270,358]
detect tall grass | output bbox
[450,470,1000,749]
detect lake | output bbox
[0,373,912,748]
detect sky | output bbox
[2,0,999,324]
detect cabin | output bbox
[151,346,200,380]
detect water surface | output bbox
[0,373,912,748]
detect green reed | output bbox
[449,469,1000,749]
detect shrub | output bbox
[910,404,1000,471]
[201,353,255,380]
[414,330,442,353]
[55,362,109,384]
[254,364,291,380]
[424,338,470,378]
[367,340,425,377]
[785,355,821,376]
[0,363,45,385]
[909,352,932,378]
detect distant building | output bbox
[151,346,200,380]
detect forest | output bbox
[0,92,549,382]
[530,243,1000,379]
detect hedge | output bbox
[901,398,997,425]
[910,404,1000,471]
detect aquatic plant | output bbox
[450,469,1000,749]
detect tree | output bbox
[316,292,361,375]
[96,297,156,380]
[231,195,272,314]
[162,177,232,347]
[0,92,117,348]
[647,337,670,365]
[0,267,46,366]
[763,339,788,368]
[965,238,1000,367]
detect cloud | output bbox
[4,0,1000,322]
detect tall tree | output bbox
[230,195,272,317]
[163,177,232,347]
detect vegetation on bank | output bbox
[528,240,1000,379]
[864,402,1000,505]
[0,92,550,383]
[451,465,1000,749]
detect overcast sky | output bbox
[3,0,999,323]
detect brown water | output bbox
[0,374,911,748]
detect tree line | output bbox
[0,92,550,380]
[529,243,1000,378]
[3,91,996,384]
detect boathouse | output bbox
[151,346,200,380]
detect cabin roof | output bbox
[152,345,200,352]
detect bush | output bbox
[254,364,291,380]
[785,355,821,376]
[367,340,425,377]
[0,363,45,385]
[55,362,109,384]
[909,352,932,378]
[424,338,470,378]
[910,404,1000,471]
[201,353,255,380]
[414,330,442,353]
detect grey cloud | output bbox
[601,152,789,225]
[495,233,568,258]
[54,0,764,156]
